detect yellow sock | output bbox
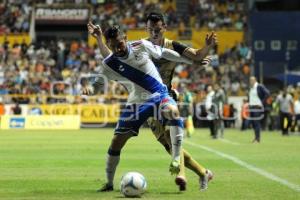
[178,149,186,178]
[183,149,206,177]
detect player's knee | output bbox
[107,148,121,156]
[168,118,184,129]
[110,134,132,150]
[162,105,180,120]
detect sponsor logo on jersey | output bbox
[119,65,125,71]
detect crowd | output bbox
[0,0,246,35]
[189,0,247,31]
[0,38,253,104]
[0,39,129,104]
[0,0,269,130]
[0,1,32,34]
[171,42,252,100]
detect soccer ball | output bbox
[120,172,147,197]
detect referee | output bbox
[248,76,270,143]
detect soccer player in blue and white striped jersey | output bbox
[86,22,193,192]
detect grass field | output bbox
[0,128,300,200]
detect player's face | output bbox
[107,36,128,57]
[146,20,166,42]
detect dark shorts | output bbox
[115,94,177,135]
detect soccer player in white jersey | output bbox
[86,22,193,192]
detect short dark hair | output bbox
[146,12,165,24]
[104,25,124,41]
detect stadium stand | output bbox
[0,0,257,128]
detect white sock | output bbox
[169,120,184,162]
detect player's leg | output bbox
[297,114,300,132]
[99,104,144,192]
[183,149,213,190]
[161,129,187,191]
[164,130,206,177]
[178,149,186,178]
[183,149,206,177]
[220,119,225,138]
[160,97,184,174]
[148,118,166,145]
[98,132,134,192]
[175,149,187,191]
[164,130,213,191]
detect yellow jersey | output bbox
[147,38,189,89]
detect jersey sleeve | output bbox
[172,41,189,55]
[141,39,163,59]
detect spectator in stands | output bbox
[11,102,22,115]
[1,0,246,34]
[29,105,42,115]
[1,0,250,105]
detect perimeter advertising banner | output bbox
[28,104,120,123]
[0,115,80,130]
[3,104,120,124]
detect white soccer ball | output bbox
[120,172,147,197]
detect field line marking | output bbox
[185,140,300,192]
[219,138,241,145]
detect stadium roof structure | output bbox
[274,71,300,85]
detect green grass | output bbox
[0,128,300,200]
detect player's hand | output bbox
[205,32,217,47]
[194,56,212,67]
[87,21,102,39]
[200,56,212,66]
[81,85,94,96]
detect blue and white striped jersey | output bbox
[102,39,168,104]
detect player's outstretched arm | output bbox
[183,32,217,61]
[142,39,193,64]
[87,21,111,58]
[161,48,193,64]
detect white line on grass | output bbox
[219,138,241,145]
[185,140,300,193]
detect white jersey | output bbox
[101,39,168,104]
[249,82,263,107]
